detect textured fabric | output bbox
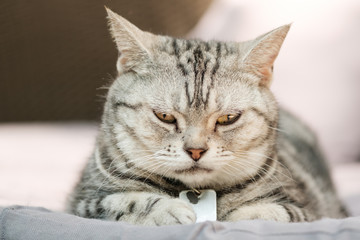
[1,206,360,240]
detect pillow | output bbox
[1,205,359,240]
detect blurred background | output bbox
[0,0,212,121]
[0,0,359,214]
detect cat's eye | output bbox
[216,114,241,125]
[154,111,176,124]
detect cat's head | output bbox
[102,8,290,188]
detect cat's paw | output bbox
[226,203,290,222]
[144,198,196,226]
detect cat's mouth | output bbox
[174,165,212,174]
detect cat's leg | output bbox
[223,202,309,222]
[72,192,196,226]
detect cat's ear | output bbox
[242,24,290,87]
[105,7,153,74]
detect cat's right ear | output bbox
[241,24,290,87]
[105,7,153,74]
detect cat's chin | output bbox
[172,166,229,188]
[174,165,213,174]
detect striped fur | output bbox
[66,8,348,225]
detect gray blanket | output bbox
[1,206,359,240]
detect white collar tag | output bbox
[179,189,217,222]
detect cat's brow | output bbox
[112,99,142,110]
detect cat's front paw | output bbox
[226,203,290,222]
[145,198,196,226]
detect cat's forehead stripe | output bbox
[166,38,229,110]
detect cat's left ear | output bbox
[242,24,291,87]
[105,7,153,74]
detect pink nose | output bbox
[185,148,207,161]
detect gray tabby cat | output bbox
[67,8,348,225]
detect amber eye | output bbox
[216,114,241,125]
[154,111,176,124]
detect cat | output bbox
[67,7,348,225]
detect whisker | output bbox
[234,151,294,182]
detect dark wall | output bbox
[0,0,212,121]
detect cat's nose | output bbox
[185,148,207,161]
